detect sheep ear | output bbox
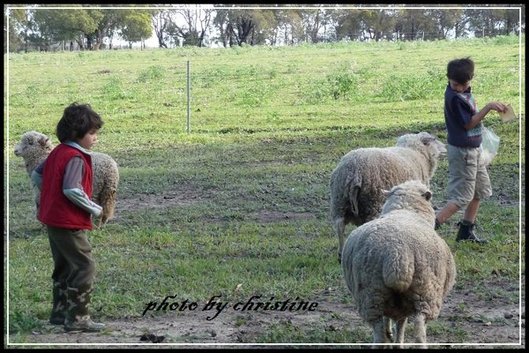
[420,135,435,145]
[38,136,49,146]
[422,191,432,201]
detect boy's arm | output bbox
[62,157,103,217]
[464,102,507,130]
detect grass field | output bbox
[4,35,525,345]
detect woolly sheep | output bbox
[341,180,456,348]
[330,131,446,262]
[14,130,119,226]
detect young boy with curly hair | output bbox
[32,102,106,331]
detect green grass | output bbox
[4,35,525,342]
[250,321,372,344]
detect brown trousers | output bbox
[47,226,96,290]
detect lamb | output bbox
[14,130,119,226]
[330,131,446,262]
[341,180,456,348]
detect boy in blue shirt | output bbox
[435,57,506,243]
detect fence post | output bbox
[186,60,191,133]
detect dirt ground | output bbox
[9,277,525,349]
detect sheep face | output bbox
[381,180,436,225]
[382,180,432,206]
[397,131,447,158]
[14,131,53,159]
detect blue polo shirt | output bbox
[444,83,482,148]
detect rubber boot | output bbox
[64,286,105,332]
[49,281,67,325]
[456,220,488,244]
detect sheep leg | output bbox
[412,313,427,349]
[333,217,346,263]
[372,318,392,348]
[395,317,408,348]
[383,316,394,342]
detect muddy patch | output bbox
[116,186,215,214]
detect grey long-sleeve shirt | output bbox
[31,141,102,217]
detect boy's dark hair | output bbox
[447,57,474,84]
[56,102,104,143]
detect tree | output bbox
[502,7,522,35]
[213,7,276,46]
[394,9,432,41]
[299,8,331,43]
[360,9,397,41]
[332,9,363,41]
[87,9,123,50]
[166,6,214,47]
[30,7,100,50]
[4,8,28,52]
[273,9,303,45]
[423,9,463,40]
[212,7,230,47]
[464,8,515,37]
[251,9,278,45]
[5,6,524,53]
[152,8,171,48]
[119,10,153,49]
[227,9,258,45]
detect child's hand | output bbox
[487,102,507,113]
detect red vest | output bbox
[38,143,94,230]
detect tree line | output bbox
[4,5,525,52]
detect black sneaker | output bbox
[456,221,488,244]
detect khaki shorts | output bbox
[446,144,492,208]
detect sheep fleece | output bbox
[331,146,430,225]
[91,151,119,222]
[341,211,456,323]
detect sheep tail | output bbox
[382,249,414,292]
[347,173,362,218]
[350,185,360,218]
